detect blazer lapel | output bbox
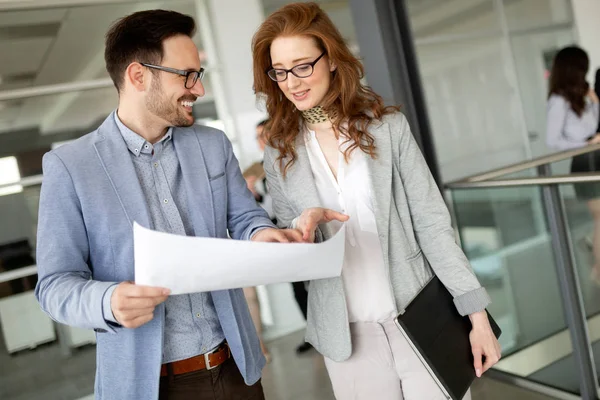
[94,112,151,229]
[173,128,212,237]
[366,120,393,237]
[283,124,394,239]
[284,133,323,210]
[282,132,344,237]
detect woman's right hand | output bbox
[297,207,349,242]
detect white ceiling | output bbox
[0,0,212,137]
[0,0,562,149]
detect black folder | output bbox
[394,275,502,400]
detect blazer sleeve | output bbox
[394,114,491,316]
[35,152,120,332]
[220,134,274,240]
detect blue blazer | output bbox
[35,112,270,399]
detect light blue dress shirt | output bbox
[102,113,225,363]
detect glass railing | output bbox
[0,175,97,400]
[0,177,41,289]
[446,143,600,400]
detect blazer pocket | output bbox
[405,249,423,262]
[209,172,226,191]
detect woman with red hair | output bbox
[252,3,500,399]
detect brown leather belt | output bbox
[160,343,230,377]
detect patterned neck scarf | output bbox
[301,106,337,124]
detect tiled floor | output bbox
[0,335,96,400]
[0,326,559,400]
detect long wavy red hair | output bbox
[252,2,398,175]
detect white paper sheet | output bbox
[133,222,345,295]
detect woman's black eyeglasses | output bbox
[266,52,326,82]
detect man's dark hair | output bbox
[105,9,196,92]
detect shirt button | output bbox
[134,148,139,153]
[164,199,168,204]
[154,162,159,167]
[144,145,149,149]
[196,313,201,318]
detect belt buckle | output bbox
[204,344,221,370]
[204,352,215,370]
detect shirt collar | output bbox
[114,111,173,157]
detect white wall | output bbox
[201,0,311,341]
[417,35,530,182]
[413,0,577,182]
[509,28,576,161]
[571,0,600,83]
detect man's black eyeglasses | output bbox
[141,63,205,89]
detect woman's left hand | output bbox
[588,134,600,145]
[588,87,599,104]
[469,311,502,377]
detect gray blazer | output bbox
[263,112,490,362]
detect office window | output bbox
[0,156,22,196]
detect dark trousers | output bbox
[292,281,308,320]
[159,357,265,400]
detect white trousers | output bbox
[324,318,472,400]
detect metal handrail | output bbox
[0,265,37,283]
[445,149,600,396]
[0,79,113,102]
[445,142,600,187]
[0,174,43,190]
[447,173,600,189]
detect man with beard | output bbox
[35,10,301,400]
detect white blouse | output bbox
[546,94,599,150]
[303,128,397,323]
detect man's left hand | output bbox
[251,228,304,243]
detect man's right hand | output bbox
[110,282,170,328]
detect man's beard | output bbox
[146,78,194,127]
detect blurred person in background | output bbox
[245,120,274,219]
[546,46,600,284]
[595,67,600,133]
